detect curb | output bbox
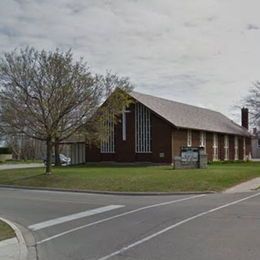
[0,217,28,260]
[0,184,215,196]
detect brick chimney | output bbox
[241,107,249,129]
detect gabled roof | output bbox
[130,91,250,137]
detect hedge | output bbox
[0,147,12,154]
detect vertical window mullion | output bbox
[136,104,138,153]
[141,104,144,152]
[142,105,145,151]
[148,109,150,152]
[138,103,140,152]
[135,103,151,153]
[138,103,141,152]
[108,117,110,152]
[145,107,147,151]
[243,137,246,160]
[144,106,147,152]
[100,112,114,153]
[141,104,143,151]
[213,133,218,161]
[106,119,108,153]
[137,103,139,152]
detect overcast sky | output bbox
[1,0,260,122]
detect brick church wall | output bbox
[218,134,224,160]
[150,114,172,163]
[246,137,251,157]
[206,133,213,161]
[114,103,136,162]
[85,103,252,164]
[85,103,172,163]
[238,136,244,160]
[172,128,187,157]
[192,130,200,147]
[229,135,235,161]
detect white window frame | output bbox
[224,135,229,160]
[122,107,127,141]
[135,102,151,153]
[100,114,115,153]
[187,130,192,147]
[200,131,206,151]
[234,136,239,160]
[121,106,130,141]
[243,137,246,160]
[213,133,218,161]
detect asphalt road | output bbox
[0,188,259,260]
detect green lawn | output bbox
[0,221,15,241]
[0,162,260,192]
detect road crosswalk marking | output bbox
[36,194,205,244]
[29,205,124,231]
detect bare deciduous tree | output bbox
[0,47,133,174]
[244,81,260,128]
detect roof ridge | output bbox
[129,90,250,136]
[131,90,224,115]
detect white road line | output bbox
[37,194,205,245]
[98,192,260,260]
[29,205,124,231]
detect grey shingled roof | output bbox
[130,91,250,137]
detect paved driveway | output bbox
[0,188,259,260]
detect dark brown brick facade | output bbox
[86,104,252,163]
[229,136,235,161]
[206,132,213,161]
[86,104,173,163]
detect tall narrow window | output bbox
[213,133,218,161]
[234,136,239,160]
[122,106,130,141]
[100,114,115,153]
[224,135,229,160]
[187,130,192,147]
[243,137,246,160]
[135,103,151,153]
[200,131,206,151]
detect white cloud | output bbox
[1,0,260,123]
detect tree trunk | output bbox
[45,137,52,175]
[54,138,61,166]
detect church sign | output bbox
[181,147,199,163]
[174,147,207,169]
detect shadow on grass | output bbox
[1,173,46,185]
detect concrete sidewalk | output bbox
[0,237,20,260]
[224,177,260,193]
[0,218,28,260]
[0,163,44,171]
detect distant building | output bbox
[71,91,252,164]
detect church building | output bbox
[74,91,251,164]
